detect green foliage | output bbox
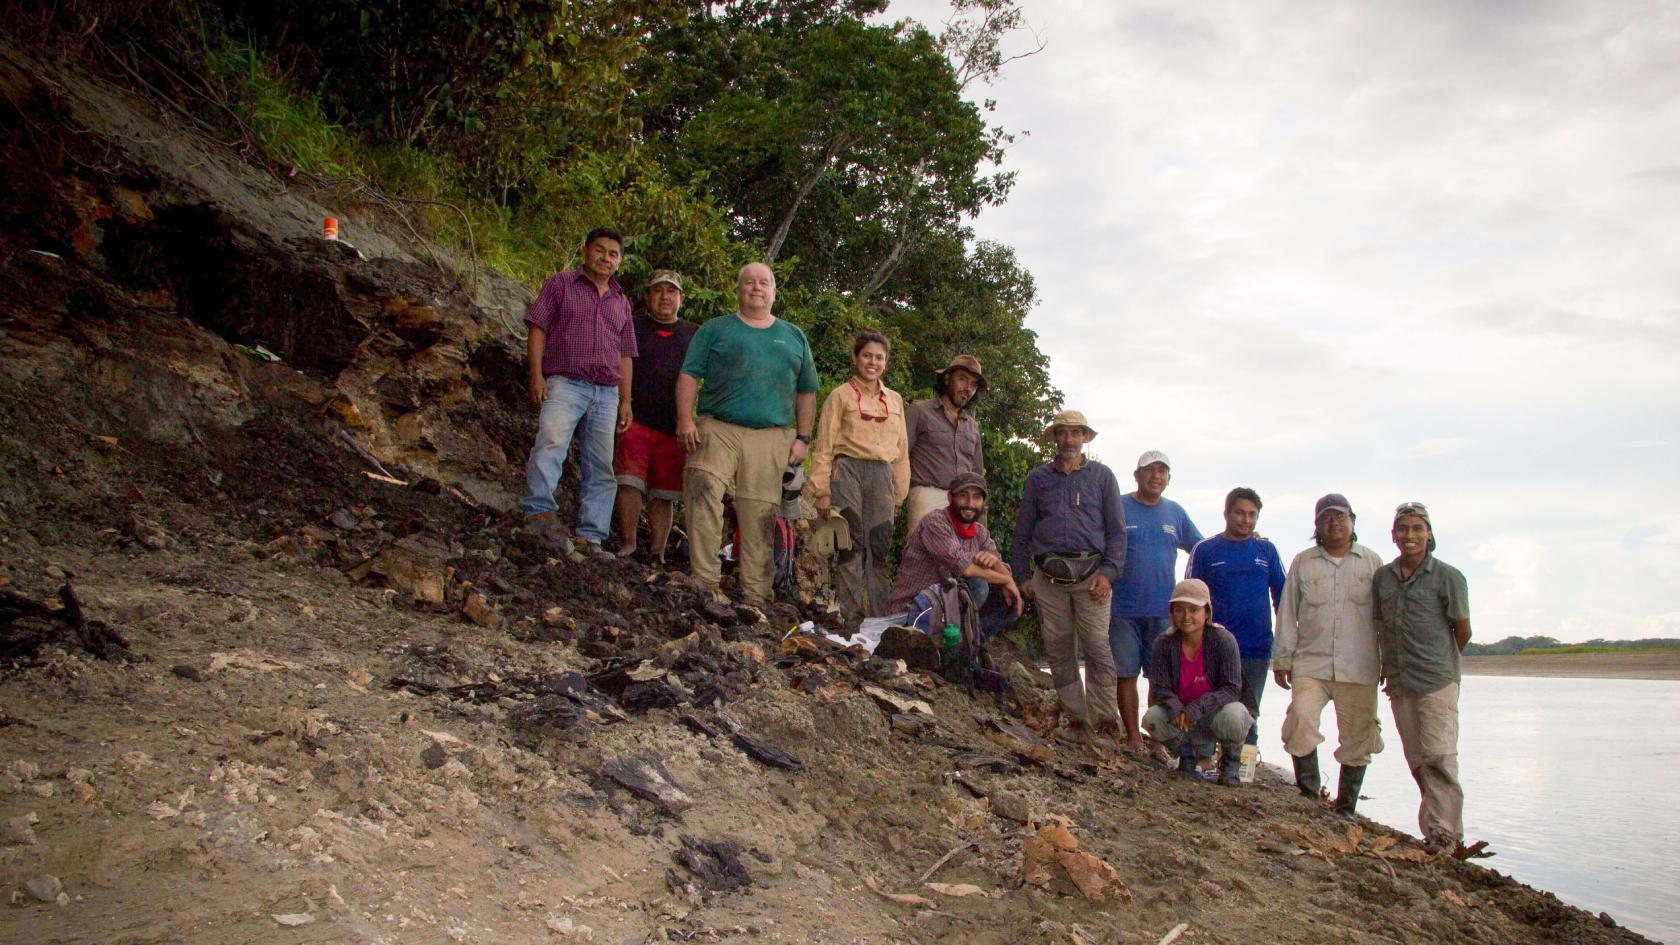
[1466,635,1680,655]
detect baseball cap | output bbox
[1136,450,1171,470]
[1314,493,1354,519]
[1169,578,1211,609]
[947,472,988,497]
[646,269,683,291]
[1394,501,1431,523]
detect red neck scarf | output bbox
[947,508,977,539]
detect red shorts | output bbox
[614,421,686,500]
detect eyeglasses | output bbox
[850,380,889,423]
[1394,501,1430,518]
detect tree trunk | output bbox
[857,228,917,302]
[766,132,847,262]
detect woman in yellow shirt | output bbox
[810,331,911,620]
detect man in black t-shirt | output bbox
[613,270,698,561]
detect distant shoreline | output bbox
[1463,651,1680,680]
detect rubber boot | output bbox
[1334,764,1366,815]
[1217,747,1244,787]
[1176,745,1200,778]
[1292,750,1321,798]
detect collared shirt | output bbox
[1009,459,1128,584]
[809,381,910,503]
[1273,542,1386,685]
[524,269,637,386]
[1374,555,1471,695]
[904,398,983,490]
[884,510,998,615]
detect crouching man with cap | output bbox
[1375,501,1472,852]
[1274,493,1386,813]
[882,472,1021,619]
[1143,578,1253,786]
[1010,411,1128,747]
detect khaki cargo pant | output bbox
[1389,682,1463,845]
[1033,571,1119,727]
[683,416,794,605]
[1280,676,1385,766]
[905,486,949,533]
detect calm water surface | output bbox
[1253,674,1680,944]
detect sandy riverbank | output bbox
[1463,651,1680,680]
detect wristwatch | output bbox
[795,434,812,443]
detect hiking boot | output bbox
[1292,750,1321,798]
[524,511,567,547]
[573,538,614,561]
[1217,749,1244,787]
[1334,764,1367,816]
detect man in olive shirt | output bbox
[1374,501,1472,852]
[676,263,819,606]
[904,355,986,530]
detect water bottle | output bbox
[942,623,961,656]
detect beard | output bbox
[951,505,981,523]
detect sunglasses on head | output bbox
[1395,501,1430,518]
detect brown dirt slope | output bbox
[0,43,1655,945]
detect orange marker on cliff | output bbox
[323,217,339,241]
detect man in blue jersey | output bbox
[1187,487,1286,746]
[1110,450,1204,753]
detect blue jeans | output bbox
[521,375,618,541]
[1241,657,1270,746]
[1109,615,1170,678]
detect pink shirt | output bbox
[1176,642,1212,705]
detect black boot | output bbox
[1292,750,1321,797]
[1334,765,1366,815]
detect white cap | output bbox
[1136,450,1171,470]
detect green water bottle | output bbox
[942,623,961,654]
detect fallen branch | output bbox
[862,875,936,909]
[1157,922,1189,945]
[916,839,980,885]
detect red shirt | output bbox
[1176,641,1212,704]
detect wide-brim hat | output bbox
[1045,409,1097,440]
[934,354,987,391]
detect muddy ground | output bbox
[0,40,1657,945]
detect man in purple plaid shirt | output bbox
[520,227,638,558]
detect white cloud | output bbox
[893,0,1680,641]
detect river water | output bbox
[1251,674,1680,944]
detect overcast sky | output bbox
[892,0,1680,643]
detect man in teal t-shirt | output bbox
[675,262,819,605]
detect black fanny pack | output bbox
[1035,551,1102,587]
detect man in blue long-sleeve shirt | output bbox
[1187,487,1286,746]
[1011,410,1128,748]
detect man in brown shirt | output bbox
[904,355,986,530]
